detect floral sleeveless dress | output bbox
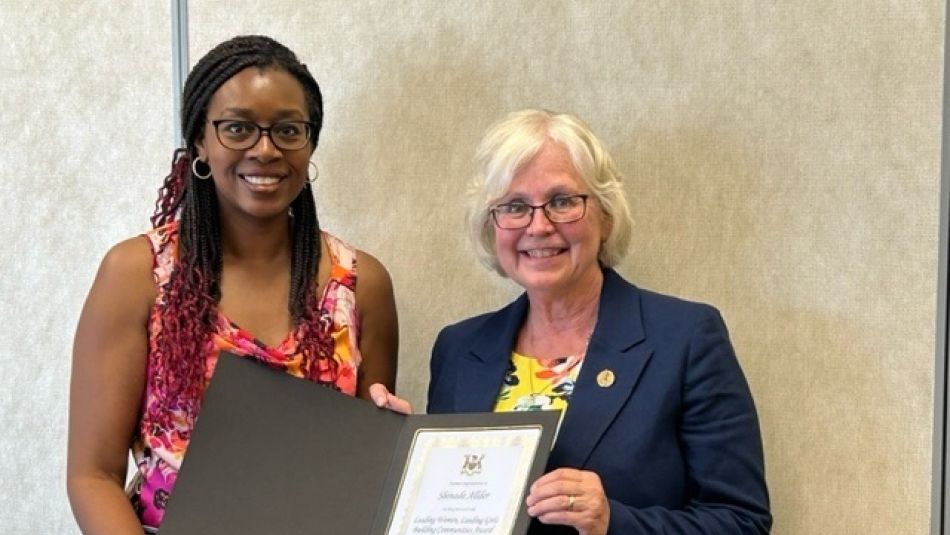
[127,222,362,531]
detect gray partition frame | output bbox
[170,0,189,147]
[936,1,950,533]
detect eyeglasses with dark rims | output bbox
[210,119,316,151]
[489,194,589,229]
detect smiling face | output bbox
[195,66,313,223]
[492,141,610,299]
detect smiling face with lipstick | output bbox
[195,66,315,222]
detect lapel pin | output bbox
[596,369,615,388]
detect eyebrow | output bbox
[498,186,581,203]
[218,107,308,120]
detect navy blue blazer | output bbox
[427,269,771,534]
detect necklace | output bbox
[509,318,595,411]
[516,356,557,411]
[512,353,585,412]
[520,318,594,361]
[526,356,555,397]
[523,330,591,403]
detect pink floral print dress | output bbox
[126,222,362,530]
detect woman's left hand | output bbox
[525,467,610,535]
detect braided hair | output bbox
[148,35,336,433]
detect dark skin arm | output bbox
[353,250,399,402]
[69,237,399,534]
[67,237,155,534]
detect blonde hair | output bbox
[466,109,633,275]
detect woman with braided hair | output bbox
[67,35,399,534]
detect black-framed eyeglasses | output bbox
[489,194,589,229]
[210,119,316,151]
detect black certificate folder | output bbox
[160,353,560,535]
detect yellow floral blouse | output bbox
[493,352,584,412]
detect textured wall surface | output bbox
[0,1,172,533]
[1,1,943,533]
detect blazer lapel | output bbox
[452,294,530,412]
[548,269,653,469]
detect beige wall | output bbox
[0,1,172,533]
[1,1,943,533]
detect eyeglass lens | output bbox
[492,195,587,229]
[214,120,312,151]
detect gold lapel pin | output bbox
[596,369,615,388]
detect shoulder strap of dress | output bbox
[322,231,357,276]
[143,222,178,289]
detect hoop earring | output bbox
[307,161,319,183]
[191,158,211,180]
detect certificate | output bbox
[383,427,542,535]
[161,353,559,535]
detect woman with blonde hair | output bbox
[427,108,770,534]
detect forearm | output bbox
[68,473,144,535]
